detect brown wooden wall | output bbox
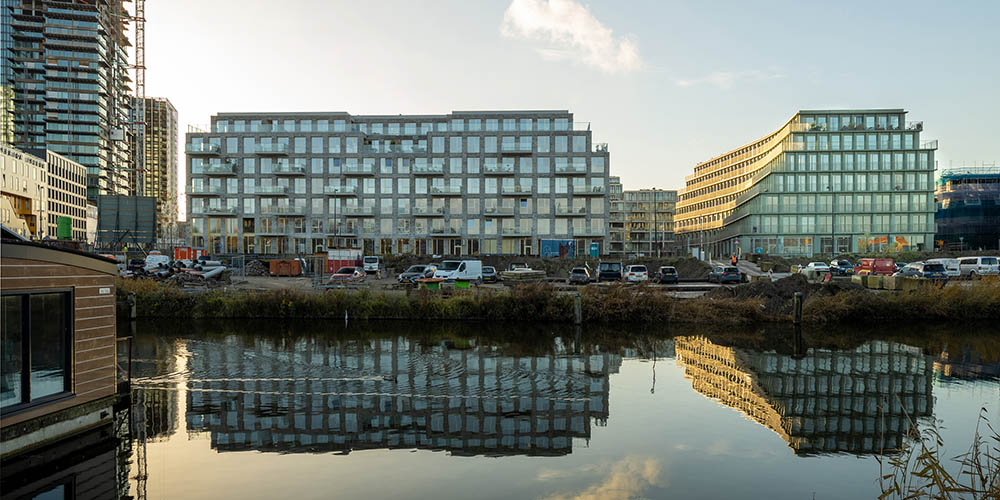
[1,253,117,428]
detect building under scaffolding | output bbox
[96,194,156,251]
[935,166,1000,250]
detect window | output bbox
[2,292,72,411]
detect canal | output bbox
[38,321,1000,499]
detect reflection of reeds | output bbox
[878,404,1000,499]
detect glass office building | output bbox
[675,109,937,258]
[185,111,610,256]
[934,166,1000,250]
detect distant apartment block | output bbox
[1,145,47,238]
[934,166,1000,250]
[2,0,134,200]
[43,149,88,241]
[675,109,937,258]
[608,176,676,257]
[131,97,179,233]
[185,111,610,256]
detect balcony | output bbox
[342,165,375,175]
[261,206,306,216]
[430,227,461,236]
[574,186,606,196]
[360,145,429,154]
[483,207,515,216]
[257,227,289,236]
[571,229,607,237]
[919,140,938,150]
[412,165,444,175]
[501,186,532,196]
[554,165,588,175]
[187,185,222,196]
[342,207,375,216]
[254,143,289,155]
[272,165,306,175]
[327,224,359,235]
[202,162,237,176]
[430,186,462,196]
[255,185,288,195]
[203,207,238,216]
[185,143,220,155]
[483,165,515,175]
[501,227,532,236]
[500,145,533,155]
[324,185,358,196]
[556,207,588,216]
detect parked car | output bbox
[803,262,831,273]
[625,265,649,283]
[482,266,500,283]
[397,265,429,283]
[894,262,949,280]
[829,259,854,276]
[708,266,742,284]
[597,262,623,282]
[508,262,530,271]
[328,266,366,283]
[958,256,1000,278]
[655,266,678,284]
[433,260,483,281]
[362,256,382,277]
[925,258,960,278]
[855,258,895,276]
[568,267,591,285]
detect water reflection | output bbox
[135,334,622,457]
[675,336,934,455]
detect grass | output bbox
[802,278,1000,323]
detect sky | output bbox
[142,0,1000,219]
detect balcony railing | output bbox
[412,165,444,175]
[483,207,515,216]
[342,165,375,175]
[254,143,289,155]
[555,165,588,175]
[430,186,462,195]
[202,163,236,175]
[556,207,588,216]
[187,186,222,195]
[360,145,429,154]
[575,186,606,196]
[324,185,358,195]
[185,143,220,155]
[483,165,515,175]
[430,227,461,236]
[255,185,288,195]
[920,140,938,150]
[203,207,238,216]
[500,145,533,154]
[501,227,531,236]
[257,227,289,235]
[501,186,532,195]
[272,165,306,175]
[342,207,375,216]
[261,206,306,216]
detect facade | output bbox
[2,0,134,201]
[85,200,97,244]
[43,149,88,241]
[0,228,126,458]
[934,166,1000,250]
[185,111,610,256]
[131,97,178,234]
[675,110,937,258]
[608,178,676,257]
[0,144,47,238]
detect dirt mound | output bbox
[706,274,866,315]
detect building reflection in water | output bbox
[674,336,934,455]
[135,336,622,457]
[934,343,1000,381]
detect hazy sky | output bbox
[145,0,1000,217]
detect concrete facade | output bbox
[608,176,677,257]
[0,144,47,238]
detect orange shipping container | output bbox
[268,259,302,276]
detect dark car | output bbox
[708,266,742,284]
[397,265,429,284]
[597,262,623,282]
[829,259,854,276]
[482,266,500,283]
[895,262,948,281]
[655,266,678,284]
[568,267,591,285]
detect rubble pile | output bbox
[706,274,865,315]
[246,260,270,276]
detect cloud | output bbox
[542,456,666,500]
[501,0,642,73]
[674,70,785,89]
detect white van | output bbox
[362,256,382,274]
[144,252,170,271]
[433,260,483,281]
[958,256,999,277]
[925,258,960,278]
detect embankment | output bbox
[116,276,1000,325]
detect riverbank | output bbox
[116,275,1000,325]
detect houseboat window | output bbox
[1,292,72,412]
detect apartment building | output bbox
[0,144,47,238]
[185,111,610,256]
[608,176,677,257]
[43,149,88,241]
[934,166,999,250]
[675,109,937,258]
[2,0,134,200]
[131,97,179,233]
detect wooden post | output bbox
[574,293,582,325]
[793,291,803,325]
[128,293,136,320]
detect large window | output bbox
[1,291,72,412]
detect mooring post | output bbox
[574,293,582,325]
[128,293,136,320]
[793,291,803,325]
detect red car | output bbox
[854,258,894,276]
[328,266,366,283]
